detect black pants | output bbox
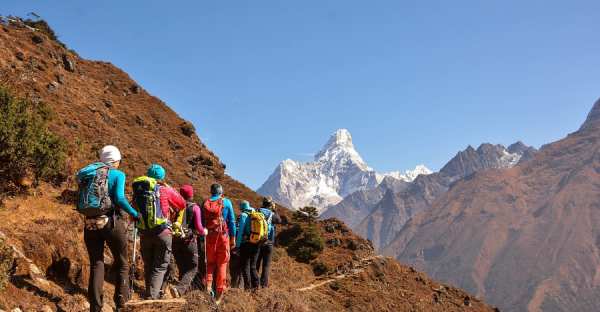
[84,217,129,312]
[229,251,244,289]
[240,242,260,290]
[172,240,199,295]
[257,242,274,288]
[140,233,172,299]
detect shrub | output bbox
[293,206,319,226]
[346,299,355,307]
[276,222,303,247]
[0,85,67,184]
[312,261,331,276]
[0,241,13,290]
[330,280,343,291]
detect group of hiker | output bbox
[76,146,283,311]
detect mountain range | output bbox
[257,129,432,212]
[380,100,600,311]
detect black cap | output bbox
[263,196,274,207]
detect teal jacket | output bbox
[235,203,255,248]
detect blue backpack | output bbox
[76,162,114,217]
[258,208,275,241]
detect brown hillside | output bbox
[0,24,496,311]
[383,115,600,311]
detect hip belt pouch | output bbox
[85,215,109,230]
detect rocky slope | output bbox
[0,23,496,312]
[320,176,409,228]
[356,142,538,252]
[257,129,431,212]
[382,101,600,311]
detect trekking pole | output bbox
[130,221,138,300]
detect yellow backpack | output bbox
[249,211,268,245]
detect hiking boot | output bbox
[206,283,213,294]
[169,286,180,299]
[215,292,223,305]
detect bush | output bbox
[0,241,13,290]
[312,261,331,276]
[0,85,67,184]
[330,280,343,291]
[276,222,303,247]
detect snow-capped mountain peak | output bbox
[386,165,433,182]
[257,129,430,213]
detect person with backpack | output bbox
[255,196,282,288]
[77,146,141,312]
[166,185,208,298]
[132,164,186,300]
[228,214,244,289]
[234,201,261,290]
[200,183,236,304]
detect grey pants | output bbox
[140,233,172,299]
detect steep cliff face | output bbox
[382,103,600,311]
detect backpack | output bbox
[173,200,196,242]
[132,176,171,235]
[75,162,114,217]
[249,211,269,245]
[202,198,228,234]
[258,208,275,240]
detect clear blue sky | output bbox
[3,1,600,190]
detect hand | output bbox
[200,243,204,251]
[132,213,142,223]
[232,247,238,255]
[230,237,236,248]
[203,229,208,236]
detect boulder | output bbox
[15,52,24,61]
[29,56,37,64]
[55,73,64,84]
[62,54,76,72]
[32,35,45,44]
[47,82,59,92]
[169,140,182,149]
[181,122,196,137]
[130,85,140,94]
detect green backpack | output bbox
[132,176,171,234]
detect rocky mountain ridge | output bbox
[355,141,538,252]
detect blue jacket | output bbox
[77,168,137,217]
[200,196,236,240]
[258,208,276,241]
[235,205,255,247]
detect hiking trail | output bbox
[297,256,379,292]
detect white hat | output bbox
[100,145,122,163]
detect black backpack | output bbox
[173,200,196,242]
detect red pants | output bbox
[203,233,230,294]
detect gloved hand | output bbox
[132,213,142,223]
[203,228,208,236]
[231,247,239,255]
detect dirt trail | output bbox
[297,256,377,291]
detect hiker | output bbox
[228,214,245,289]
[234,201,261,290]
[78,146,141,312]
[255,196,282,288]
[166,185,208,298]
[200,183,236,304]
[133,164,186,300]
[335,267,339,276]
